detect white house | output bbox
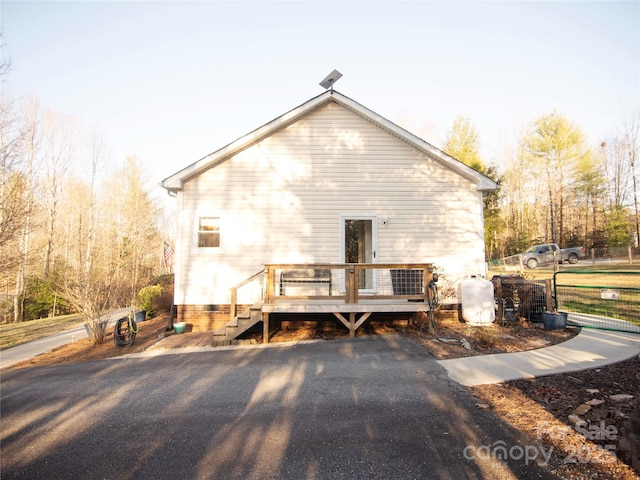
[161,90,498,333]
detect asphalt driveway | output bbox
[1,335,560,479]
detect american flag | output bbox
[163,242,174,268]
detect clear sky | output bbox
[2,0,639,185]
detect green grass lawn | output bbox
[559,290,640,325]
[489,263,640,325]
[0,314,85,350]
[489,262,640,283]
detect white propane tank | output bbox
[461,276,495,326]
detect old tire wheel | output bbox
[568,253,578,264]
[526,258,538,269]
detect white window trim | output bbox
[195,214,224,253]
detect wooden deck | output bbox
[257,264,435,343]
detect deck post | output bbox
[346,267,355,304]
[262,312,270,344]
[349,312,355,338]
[265,266,275,303]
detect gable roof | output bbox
[161,90,499,193]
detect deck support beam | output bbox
[262,312,270,344]
[333,312,350,330]
[333,311,373,337]
[354,312,372,330]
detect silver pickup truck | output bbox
[522,243,586,269]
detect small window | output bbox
[198,217,220,248]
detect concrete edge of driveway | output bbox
[437,328,640,387]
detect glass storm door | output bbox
[342,217,377,292]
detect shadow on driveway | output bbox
[1,335,561,479]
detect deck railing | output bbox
[229,270,265,320]
[264,263,434,304]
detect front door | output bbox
[342,216,377,292]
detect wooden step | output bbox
[212,302,264,341]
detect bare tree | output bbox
[0,98,27,253]
[56,130,111,343]
[0,32,11,86]
[0,96,43,322]
[599,112,640,250]
[112,156,162,307]
[2,93,167,326]
[622,112,640,248]
[41,111,76,278]
[58,269,112,343]
[83,132,104,275]
[14,99,41,322]
[601,139,631,211]
[572,147,606,248]
[499,153,546,253]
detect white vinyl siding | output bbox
[175,102,485,305]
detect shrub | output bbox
[147,274,174,311]
[137,285,163,317]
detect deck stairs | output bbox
[212,301,263,345]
